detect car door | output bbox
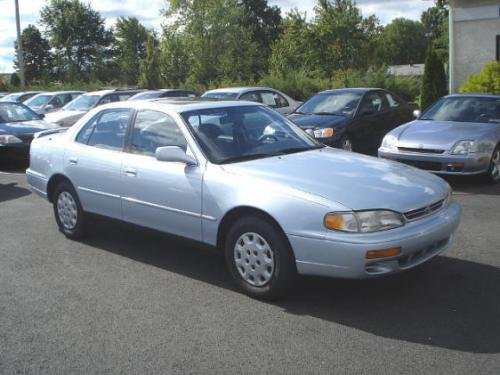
[239,91,261,104]
[258,90,292,115]
[121,109,203,241]
[64,108,133,219]
[47,95,64,112]
[383,91,413,132]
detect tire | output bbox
[486,146,500,184]
[224,216,297,300]
[53,181,87,239]
[340,134,353,152]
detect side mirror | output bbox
[155,146,197,165]
[38,113,45,119]
[45,104,55,111]
[360,108,375,116]
[413,109,421,119]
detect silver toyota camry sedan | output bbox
[27,99,461,299]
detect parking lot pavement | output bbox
[1,167,499,374]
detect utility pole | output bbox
[14,0,25,88]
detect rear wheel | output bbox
[486,146,500,184]
[224,216,297,300]
[53,181,87,239]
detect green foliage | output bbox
[115,17,149,85]
[139,36,162,89]
[10,73,20,88]
[381,18,427,65]
[459,61,500,94]
[40,0,111,82]
[0,77,9,91]
[421,2,448,62]
[421,47,447,110]
[14,25,52,84]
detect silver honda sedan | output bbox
[27,100,461,299]
[379,94,500,183]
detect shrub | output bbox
[258,70,330,101]
[459,60,500,94]
[420,47,447,110]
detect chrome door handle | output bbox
[124,167,137,177]
[69,157,78,165]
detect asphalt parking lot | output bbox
[1,164,499,374]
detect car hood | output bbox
[221,148,448,212]
[396,120,499,149]
[45,110,87,122]
[0,120,58,135]
[288,113,349,129]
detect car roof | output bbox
[319,88,380,95]
[101,98,262,113]
[203,87,278,95]
[29,90,84,97]
[446,93,499,99]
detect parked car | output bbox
[0,92,9,99]
[288,88,414,155]
[379,94,500,183]
[25,91,84,115]
[0,102,58,161]
[27,100,461,299]
[201,87,301,115]
[45,89,143,127]
[0,91,44,103]
[129,89,198,101]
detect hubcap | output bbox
[233,232,275,287]
[491,150,500,181]
[342,138,352,151]
[57,191,78,230]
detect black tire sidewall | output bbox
[53,182,86,239]
[487,146,500,184]
[340,134,353,152]
[224,216,296,300]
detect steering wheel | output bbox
[257,134,279,144]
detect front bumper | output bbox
[289,201,461,279]
[378,147,491,175]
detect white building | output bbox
[448,0,500,93]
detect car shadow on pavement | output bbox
[84,218,500,355]
[444,175,499,196]
[0,182,31,203]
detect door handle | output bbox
[69,157,78,165]
[124,167,137,177]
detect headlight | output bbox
[325,210,405,233]
[0,135,22,145]
[450,140,476,155]
[381,134,398,150]
[314,128,334,138]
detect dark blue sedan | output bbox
[0,102,58,161]
[288,88,414,155]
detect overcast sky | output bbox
[0,0,434,73]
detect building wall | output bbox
[449,0,500,93]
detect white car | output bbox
[24,91,84,115]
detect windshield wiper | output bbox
[293,111,311,115]
[278,145,325,155]
[313,111,345,116]
[219,153,278,164]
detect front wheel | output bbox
[224,216,297,300]
[53,181,87,239]
[486,146,500,184]
[340,134,353,152]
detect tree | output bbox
[381,18,427,65]
[312,0,375,74]
[421,47,447,110]
[459,61,500,94]
[10,73,20,88]
[160,27,191,87]
[421,1,448,62]
[13,25,52,84]
[239,0,282,78]
[40,0,111,82]
[269,10,314,76]
[139,35,162,89]
[115,17,149,85]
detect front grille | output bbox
[404,199,445,221]
[396,159,442,171]
[398,147,444,154]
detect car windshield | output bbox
[0,103,40,123]
[421,96,500,123]
[25,94,52,107]
[181,105,323,164]
[129,91,162,101]
[64,95,99,111]
[202,92,239,100]
[296,92,362,117]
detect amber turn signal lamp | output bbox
[365,247,401,259]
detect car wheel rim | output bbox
[491,150,500,181]
[233,232,275,287]
[342,138,352,151]
[57,191,78,230]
